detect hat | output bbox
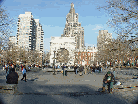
[107,71,111,74]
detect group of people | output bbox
[3,63,27,84]
[73,65,102,75]
[4,62,115,93]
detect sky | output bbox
[1,0,118,52]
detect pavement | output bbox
[0,67,138,104]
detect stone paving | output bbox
[0,68,138,104]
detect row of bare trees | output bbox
[96,0,138,68]
[96,35,138,67]
[1,42,42,66]
[0,5,44,66]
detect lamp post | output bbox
[131,36,136,67]
[53,49,56,75]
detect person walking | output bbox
[5,64,8,73]
[99,65,101,73]
[21,65,27,82]
[62,64,65,70]
[3,63,5,70]
[13,63,16,71]
[62,64,66,76]
[74,65,78,74]
[79,65,84,76]
[21,64,23,72]
[84,65,87,75]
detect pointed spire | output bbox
[71,2,74,8]
[69,2,75,14]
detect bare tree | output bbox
[96,6,138,68]
[98,0,138,38]
[56,48,69,65]
[0,6,15,54]
[43,51,50,65]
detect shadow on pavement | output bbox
[0,69,137,104]
[0,83,130,104]
[0,79,7,85]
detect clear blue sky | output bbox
[1,0,117,51]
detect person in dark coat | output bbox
[102,71,115,93]
[99,65,101,73]
[62,64,65,70]
[10,64,15,72]
[6,67,19,84]
[79,65,84,76]
[92,66,95,72]
[74,65,78,74]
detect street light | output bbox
[53,49,56,75]
[131,36,136,67]
[128,35,136,67]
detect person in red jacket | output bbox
[21,64,23,71]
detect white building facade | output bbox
[50,37,76,66]
[35,19,44,53]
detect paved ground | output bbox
[0,67,138,104]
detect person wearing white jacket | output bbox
[21,65,27,82]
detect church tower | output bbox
[61,3,85,50]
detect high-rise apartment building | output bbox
[61,3,85,50]
[16,12,44,65]
[35,19,44,53]
[17,12,36,51]
[97,30,112,50]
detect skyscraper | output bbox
[35,19,44,54]
[61,3,85,50]
[16,12,44,65]
[17,12,36,51]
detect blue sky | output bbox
[1,0,117,51]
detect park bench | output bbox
[0,84,18,94]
